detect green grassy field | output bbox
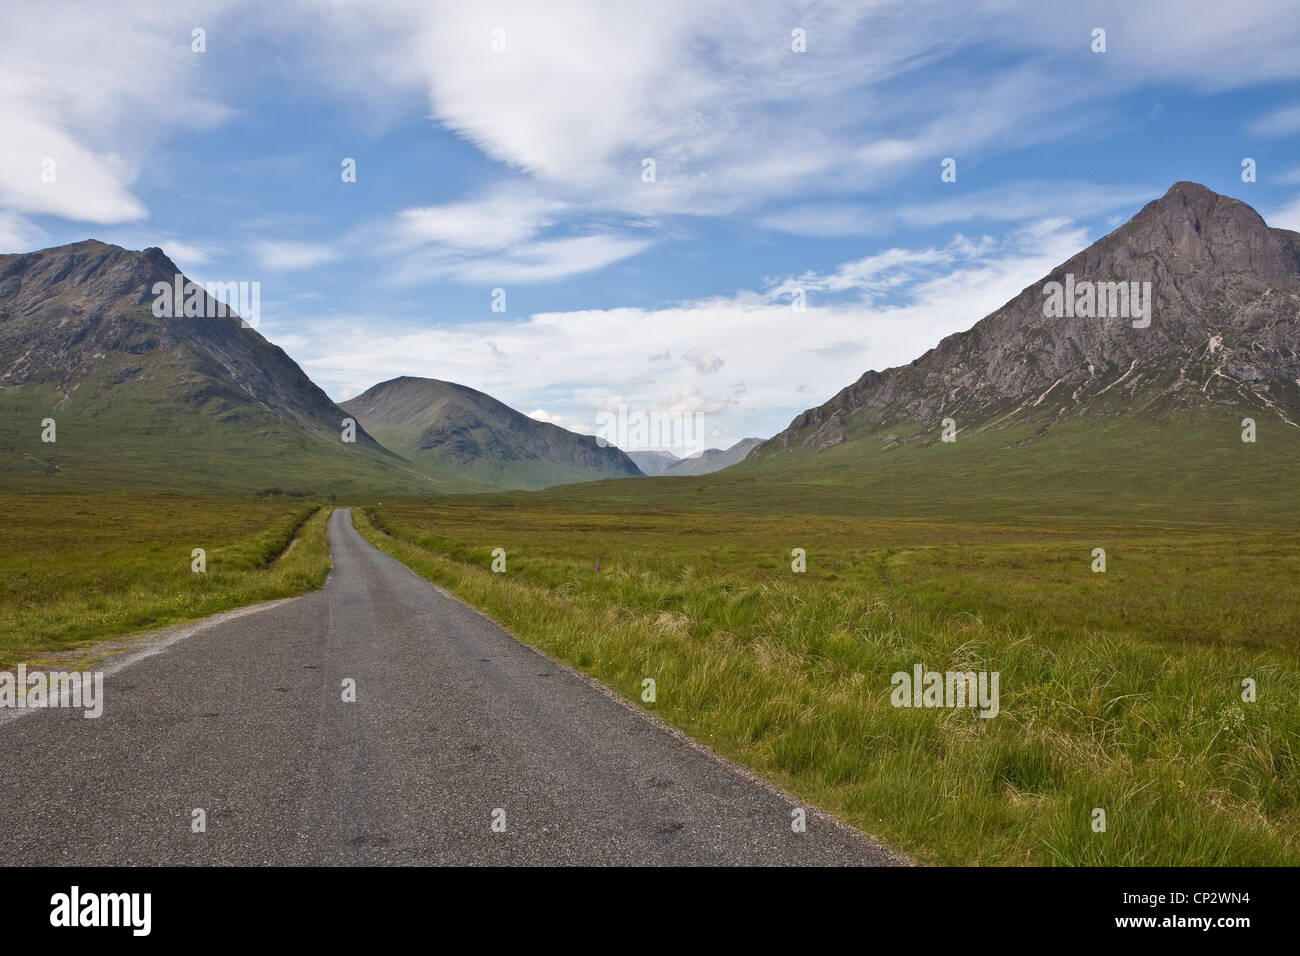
[350,411,1300,866]
[0,493,333,670]
[2,405,1295,865]
[0,383,436,496]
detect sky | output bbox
[3,0,1300,454]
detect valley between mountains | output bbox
[1,182,1297,865]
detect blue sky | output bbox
[3,0,1300,453]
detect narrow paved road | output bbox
[0,509,898,865]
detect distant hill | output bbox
[625,449,680,475]
[0,240,433,494]
[341,376,644,491]
[663,438,764,476]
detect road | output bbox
[0,509,900,865]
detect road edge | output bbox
[347,507,914,867]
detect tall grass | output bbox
[356,503,1299,866]
[0,494,333,668]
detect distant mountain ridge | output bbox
[341,376,644,491]
[663,438,764,475]
[11,182,1294,501]
[626,449,680,475]
[753,182,1300,461]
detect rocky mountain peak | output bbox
[0,240,183,311]
[1086,181,1300,280]
[755,182,1300,459]
[0,239,365,441]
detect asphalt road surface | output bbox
[0,509,900,866]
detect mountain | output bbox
[0,240,433,494]
[340,376,644,491]
[626,449,680,475]
[663,438,764,476]
[754,182,1300,460]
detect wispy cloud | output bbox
[1248,103,1300,137]
[388,232,653,285]
[0,0,235,225]
[253,240,342,271]
[0,211,45,252]
[381,186,651,283]
[759,182,1154,239]
[396,190,565,250]
[160,239,216,268]
[1267,194,1300,232]
[294,0,1300,223]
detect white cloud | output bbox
[0,211,46,252]
[527,408,585,432]
[655,385,734,416]
[379,183,651,284]
[290,0,1300,229]
[397,191,565,250]
[160,240,215,268]
[9,1,1300,246]
[294,2,1085,223]
[894,183,1155,230]
[300,217,1090,450]
[681,348,724,375]
[253,240,342,271]
[767,243,965,300]
[1248,103,1300,137]
[0,1,235,226]
[758,204,883,238]
[392,233,653,285]
[759,182,1153,239]
[1267,195,1300,232]
[0,106,146,224]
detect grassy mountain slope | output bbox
[341,376,644,491]
[0,240,435,495]
[405,407,1300,528]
